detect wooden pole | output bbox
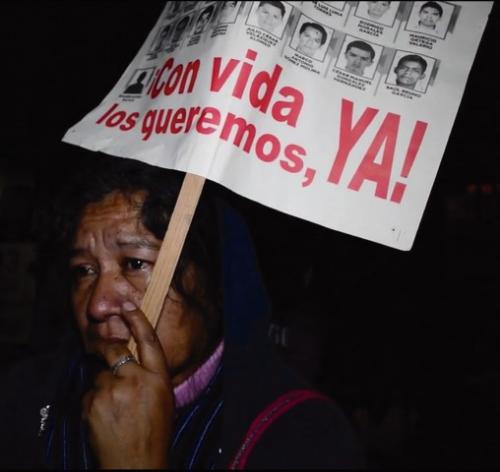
[128,172,206,358]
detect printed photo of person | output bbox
[165,2,182,20]
[150,24,171,53]
[247,1,290,37]
[355,1,400,27]
[192,4,215,35]
[217,1,241,24]
[171,15,191,43]
[386,50,435,92]
[290,16,332,61]
[182,1,200,13]
[123,68,154,95]
[405,1,455,39]
[336,36,382,79]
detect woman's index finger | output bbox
[121,301,169,379]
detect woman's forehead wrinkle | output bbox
[74,192,153,252]
[116,237,161,250]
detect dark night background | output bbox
[0,2,498,468]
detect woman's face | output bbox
[70,191,210,386]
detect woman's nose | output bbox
[87,271,128,321]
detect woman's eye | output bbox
[124,258,149,271]
[70,264,96,280]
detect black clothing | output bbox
[0,202,364,469]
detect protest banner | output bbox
[62,1,493,350]
[63,1,493,251]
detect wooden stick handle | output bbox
[128,172,206,358]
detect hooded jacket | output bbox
[0,201,363,469]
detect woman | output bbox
[1,150,363,469]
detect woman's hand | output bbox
[82,302,174,469]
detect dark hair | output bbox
[258,0,285,17]
[419,1,443,17]
[299,22,328,45]
[346,40,376,60]
[396,54,428,73]
[47,150,223,344]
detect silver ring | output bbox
[110,354,137,376]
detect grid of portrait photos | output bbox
[122,1,461,99]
